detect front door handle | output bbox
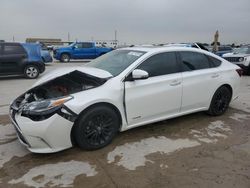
[170,80,181,86]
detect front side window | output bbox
[137,52,179,77]
[75,43,83,48]
[180,51,211,71]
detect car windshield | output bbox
[86,50,146,76]
[233,47,250,54]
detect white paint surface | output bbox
[107,136,200,170]
[0,140,29,168]
[0,124,17,143]
[8,160,97,188]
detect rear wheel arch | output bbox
[70,102,123,146]
[207,84,233,116]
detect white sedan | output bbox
[10,47,242,153]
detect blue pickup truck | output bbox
[53,42,113,62]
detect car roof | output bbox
[121,46,207,53]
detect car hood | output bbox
[32,66,113,87]
[223,53,250,58]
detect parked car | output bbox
[164,43,209,51]
[215,46,233,56]
[223,46,250,74]
[53,42,113,62]
[35,42,53,63]
[10,47,241,153]
[0,42,45,79]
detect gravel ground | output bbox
[0,62,249,188]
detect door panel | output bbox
[125,73,182,125]
[178,51,221,112]
[181,68,220,111]
[0,44,26,74]
[73,43,96,59]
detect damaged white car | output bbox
[10,47,242,153]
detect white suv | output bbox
[223,46,250,74]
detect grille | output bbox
[224,57,240,62]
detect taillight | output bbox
[236,69,244,77]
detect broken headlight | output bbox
[22,96,73,116]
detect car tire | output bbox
[24,65,40,79]
[60,54,70,62]
[247,66,250,76]
[207,86,232,116]
[73,105,120,150]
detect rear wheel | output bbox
[73,106,120,150]
[207,86,232,116]
[60,53,70,62]
[24,65,39,79]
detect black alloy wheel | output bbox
[73,106,120,150]
[207,86,232,116]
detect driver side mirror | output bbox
[132,69,149,80]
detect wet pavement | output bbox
[0,63,250,188]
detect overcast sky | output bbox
[0,0,249,45]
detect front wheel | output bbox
[60,54,70,62]
[207,86,232,116]
[24,65,39,79]
[73,106,120,150]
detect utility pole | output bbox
[13,36,15,42]
[114,30,117,42]
[67,32,70,42]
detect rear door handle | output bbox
[170,80,181,86]
[211,73,219,78]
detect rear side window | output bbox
[206,55,222,67]
[179,51,210,71]
[4,43,26,55]
[82,43,93,48]
[137,52,179,77]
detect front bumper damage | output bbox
[9,69,109,153]
[10,103,75,153]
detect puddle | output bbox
[8,160,97,188]
[0,140,29,168]
[190,121,231,144]
[107,136,200,170]
[0,124,17,144]
[229,113,250,122]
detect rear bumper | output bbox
[236,64,249,71]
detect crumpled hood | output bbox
[223,53,250,58]
[32,66,112,87]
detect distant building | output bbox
[0,40,5,42]
[25,38,63,45]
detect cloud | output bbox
[0,0,249,44]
